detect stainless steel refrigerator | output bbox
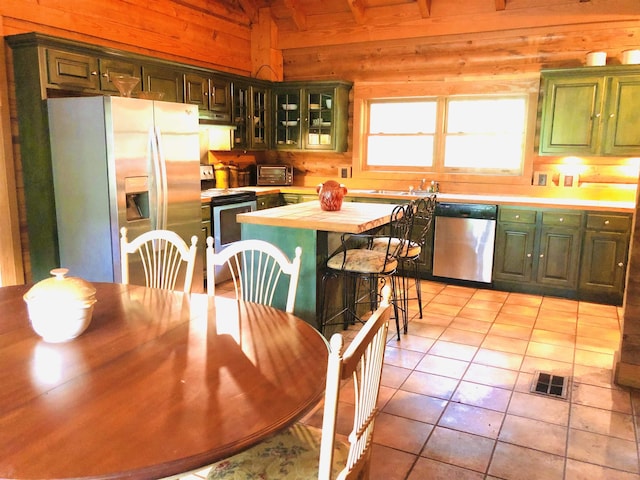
[47,96,203,292]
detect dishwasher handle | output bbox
[435,203,497,220]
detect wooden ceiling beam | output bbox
[236,0,259,23]
[283,0,307,30]
[416,0,431,18]
[346,0,367,24]
[495,0,506,10]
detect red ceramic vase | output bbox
[317,180,348,211]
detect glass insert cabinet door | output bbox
[305,89,334,150]
[275,91,301,148]
[252,86,269,150]
[231,83,269,150]
[232,82,249,149]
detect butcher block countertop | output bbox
[237,201,398,233]
[202,187,635,213]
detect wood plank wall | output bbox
[0,0,254,283]
[2,0,640,281]
[272,19,640,195]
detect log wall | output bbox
[1,0,640,283]
[0,0,254,284]
[273,20,640,194]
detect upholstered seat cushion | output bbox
[371,237,421,258]
[206,423,349,479]
[326,248,397,274]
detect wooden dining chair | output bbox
[206,237,302,314]
[120,227,198,293]
[205,286,392,480]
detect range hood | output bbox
[205,125,236,151]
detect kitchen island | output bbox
[237,201,400,328]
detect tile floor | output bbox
[187,279,640,480]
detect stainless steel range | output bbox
[202,188,257,284]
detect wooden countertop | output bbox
[202,187,635,213]
[237,200,398,233]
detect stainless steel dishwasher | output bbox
[432,203,498,283]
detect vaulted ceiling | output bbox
[215,0,638,51]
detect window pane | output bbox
[368,135,434,167]
[370,101,437,133]
[444,96,526,173]
[444,134,524,171]
[447,98,526,133]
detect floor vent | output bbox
[530,371,569,399]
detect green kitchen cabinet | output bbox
[231,79,271,150]
[43,46,141,96]
[539,66,640,156]
[578,212,631,304]
[185,72,232,123]
[273,81,351,152]
[536,211,582,288]
[257,194,282,210]
[494,207,582,296]
[140,64,184,103]
[493,208,537,283]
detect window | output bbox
[367,100,436,168]
[364,94,528,176]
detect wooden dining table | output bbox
[0,282,329,480]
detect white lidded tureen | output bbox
[23,268,97,343]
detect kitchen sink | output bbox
[374,190,410,195]
[350,189,410,195]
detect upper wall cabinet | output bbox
[273,81,351,152]
[44,47,142,96]
[141,64,185,103]
[185,72,232,123]
[539,66,640,156]
[231,79,271,151]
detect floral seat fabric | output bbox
[326,248,397,274]
[206,423,349,480]
[370,237,421,258]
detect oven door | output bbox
[212,199,257,283]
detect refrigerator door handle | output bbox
[149,126,166,231]
[154,126,169,231]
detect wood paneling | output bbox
[277,16,640,192]
[1,0,252,75]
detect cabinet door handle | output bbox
[559,217,564,222]
[515,214,520,219]
[539,254,544,258]
[595,113,601,118]
[618,262,624,267]
[527,253,532,258]
[101,72,109,78]
[610,113,615,118]
[90,71,98,76]
[605,220,610,225]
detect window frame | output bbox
[352,78,539,186]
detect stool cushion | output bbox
[371,237,421,258]
[206,423,349,479]
[327,248,397,274]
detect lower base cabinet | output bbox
[578,213,631,304]
[493,207,630,305]
[257,194,282,210]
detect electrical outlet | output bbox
[339,167,352,178]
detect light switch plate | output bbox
[339,167,352,178]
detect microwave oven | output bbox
[257,165,293,186]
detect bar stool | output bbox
[399,195,437,318]
[370,195,436,326]
[319,203,412,340]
